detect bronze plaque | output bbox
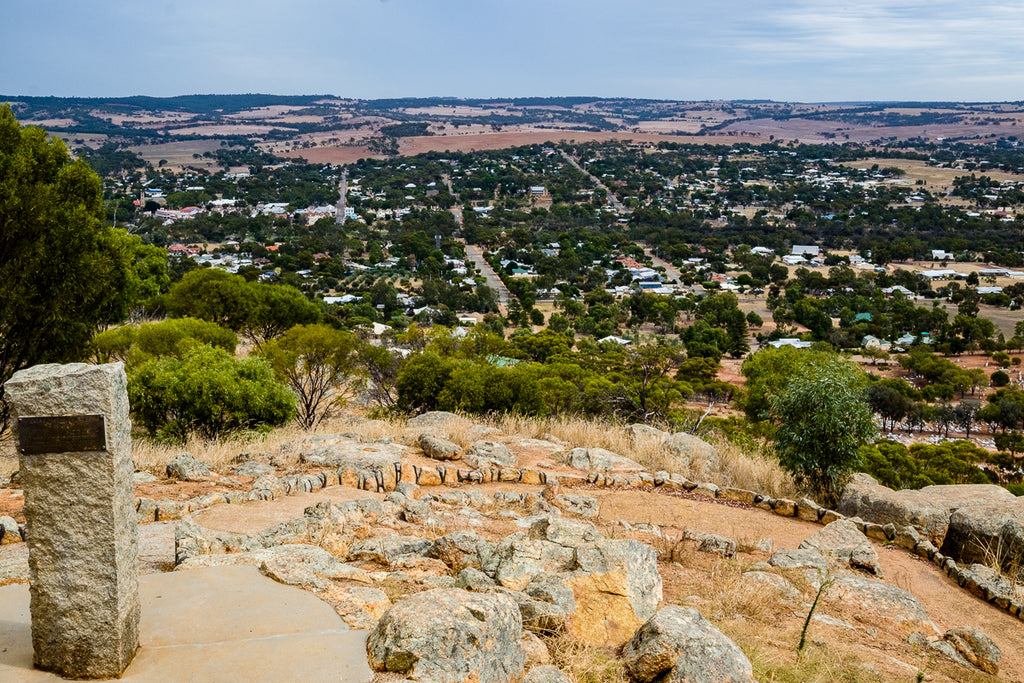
[18,415,107,455]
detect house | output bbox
[768,338,812,349]
[791,245,820,256]
[323,294,360,305]
[931,250,953,261]
[750,247,774,257]
[919,269,958,280]
[894,333,918,347]
[881,285,914,297]
[598,336,632,345]
[782,255,807,266]
[486,355,521,368]
[862,335,892,350]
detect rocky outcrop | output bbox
[366,588,525,683]
[429,530,491,571]
[166,452,211,481]
[569,539,662,647]
[942,626,1001,675]
[828,575,933,628]
[662,432,719,472]
[838,473,1015,542]
[483,533,577,591]
[768,548,828,571]
[464,440,517,468]
[551,494,599,518]
[300,440,407,466]
[623,606,754,683]
[523,665,571,683]
[419,434,462,461]
[566,447,643,472]
[799,519,882,575]
[0,516,23,545]
[176,543,369,589]
[940,498,1024,569]
[406,410,463,428]
[347,535,434,567]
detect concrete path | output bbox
[0,565,373,682]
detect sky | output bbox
[3,0,1024,102]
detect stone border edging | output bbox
[8,446,1019,623]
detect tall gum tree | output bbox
[0,105,162,429]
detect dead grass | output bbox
[543,631,627,683]
[122,409,797,499]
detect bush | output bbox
[991,369,1010,387]
[128,344,294,443]
[771,355,876,503]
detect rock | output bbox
[299,440,407,469]
[569,539,663,647]
[321,585,391,630]
[940,498,1024,568]
[492,587,573,633]
[799,519,882,575]
[622,606,754,683]
[565,447,643,472]
[895,525,920,550]
[626,423,667,442]
[464,440,517,468]
[828,575,932,628]
[178,543,369,584]
[523,665,571,683]
[456,567,496,590]
[529,516,602,547]
[552,494,599,518]
[166,452,211,481]
[838,473,1015,542]
[768,548,828,570]
[943,626,1000,674]
[348,536,434,566]
[483,533,576,591]
[0,516,22,544]
[429,530,489,571]
[520,631,552,667]
[174,518,263,564]
[962,563,1015,602]
[524,575,577,617]
[740,571,799,602]
[662,432,719,472]
[406,410,463,428]
[400,498,442,526]
[232,460,275,478]
[132,471,158,484]
[419,434,462,461]
[697,533,738,558]
[366,588,524,683]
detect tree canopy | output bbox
[0,105,166,428]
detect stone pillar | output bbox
[4,362,139,678]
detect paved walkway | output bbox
[0,565,372,682]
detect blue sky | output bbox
[3,0,1023,102]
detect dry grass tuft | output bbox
[542,631,626,683]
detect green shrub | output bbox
[128,344,294,443]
